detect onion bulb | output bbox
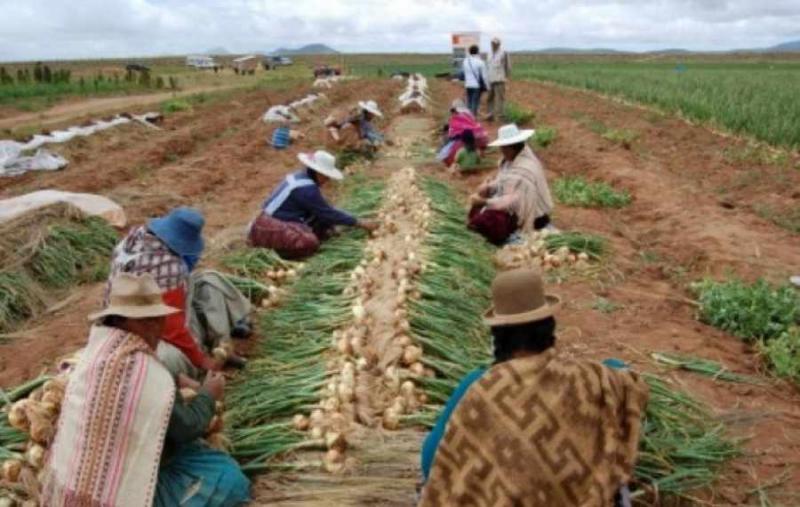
[310,426,324,440]
[212,347,228,362]
[323,449,345,474]
[577,252,590,261]
[26,444,45,470]
[325,431,347,451]
[400,380,415,398]
[409,362,425,376]
[8,400,29,431]
[352,304,366,323]
[310,409,324,427]
[396,335,412,347]
[293,414,310,431]
[337,384,354,403]
[402,345,422,366]
[1,459,22,483]
[382,408,400,430]
[337,337,352,356]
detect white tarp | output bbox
[0,112,161,177]
[0,190,127,227]
[262,94,327,123]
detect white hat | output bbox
[488,124,535,147]
[358,100,383,117]
[297,150,344,180]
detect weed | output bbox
[502,102,536,125]
[601,128,639,148]
[593,297,621,314]
[639,250,662,264]
[530,126,557,148]
[759,327,800,386]
[723,143,789,166]
[553,176,632,208]
[693,278,799,342]
[160,98,192,114]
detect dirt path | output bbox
[0,83,252,131]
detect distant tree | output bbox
[0,67,11,85]
[138,70,151,87]
[125,69,134,83]
[33,63,43,83]
[155,76,164,89]
[79,76,86,89]
[168,76,178,90]
[43,65,52,83]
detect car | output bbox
[313,65,341,78]
[125,63,150,72]
[263,56,294,70]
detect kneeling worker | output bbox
[248,150,378,258]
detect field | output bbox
[1,53,800,506]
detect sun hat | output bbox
[488,124,536,147]
[484,268,561,327]
[297,150,344,181]
[148,207,205,256]
[88,273,180,321]
[358,100,383,117]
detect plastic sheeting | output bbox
[0,112,161,177]
[399,73,429,113]
[261,94,327,123]
[0,190,127,227]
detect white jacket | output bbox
[462,55,488,90]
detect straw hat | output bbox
[148,207,205,256]
[89,273,180,322]
[484,268,561,327]
[488,124,535,147]
[358,100,383,117]
[297,150,344,180]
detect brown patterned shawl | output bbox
[420,349,648,507]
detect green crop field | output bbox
[512,59,800,149]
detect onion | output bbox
[402,345,423,366]
[180,387,198,402]
[8,400,30,431]
[352,304,366,323]
[356,357,369,371]
[397,320,410,333]
[310,426,324,439]
[26,444,45,470]
[578,252,590,261]
[1,459,21,483]
[287,269,297,278]
[323,449,345,474]
[266,270,277,279]
[382,408,400,430]
[396,335,412,347]
[260,298,272,309]
[293,414,310,431]
[212,347,228,362]
[409,362,425,376]
[391,396,407,414]
[26,402,56,445]
[322,397,340,412]
[400,380,415,398]
[310,409,324,427]
[338,384,354,403]
[337,337,352,356]
[325,431,348,451]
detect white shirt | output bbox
[462,55,488,90]
[488,49,510,83]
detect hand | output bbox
[202,371,226,401]
[177,374,201,390]
[469,194,486,206]
[201,356,224,372]
[358,220,379,233]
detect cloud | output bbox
[0,0,798,61]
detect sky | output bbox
[1,0,799,61]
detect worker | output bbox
[248,150,379,259]
[462,44,488,116]
[419,268,649,507]
[42,273,250,507]
[486,37,512,122]
[268,122,305,150]
[324,100,385,148]
[437,99,488,169]
[106,207,247,378]
[468,124,554,245]
[262,104,300,123]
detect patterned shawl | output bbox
[420,349,649,507]
[107,226,188,297]
[42,326,176,507]
[490,146,554,231]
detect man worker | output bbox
[486,37,512,122]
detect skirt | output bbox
[248,212,320,259]
[468,205,519,245]
[155,442,250,507]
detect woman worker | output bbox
[468,124,554,245]
[248,150,378,259]
[42,273,250,507]
[325,100,385,147]
[419,268,649,507]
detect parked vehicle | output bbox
[313,65,341,78]
[263,56,294,70]
[125,63,150,72]
[186,55,218,70]
[233,55,259,75]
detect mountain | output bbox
[205,47,230,55]
[765,40,800,52]
[271,44,338,55]
[525,47,627,54]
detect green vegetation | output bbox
[530,126,557,148]
[601,128,638,148]
[514,60,800,149]
[553,176,632,208]
[694,278,800,387]
[544,231,607,259]
[652,352,763,384]
[502,101,535,125]
[592,297,621,314]
[754,203,800,234]
[160,98,192,113]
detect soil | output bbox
[1,75,799,506]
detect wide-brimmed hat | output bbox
[484,268,561,327]
[450,99,470,114]
[297,150,344,180]
[148,207,205,256]
[88,273,180,321]
[488,124,535,147]
[358,100,383,117]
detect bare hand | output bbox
[201,356,224,372]
[469,194,486,206]
[202,372,226,401]
[177,374,200,390]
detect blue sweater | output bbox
[268,171,357,228]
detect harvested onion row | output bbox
[290,167,434,473]
[494,229,594,271]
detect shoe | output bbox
[231,320,251,339]
[226,354,248,370]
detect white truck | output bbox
[186,55,218,70]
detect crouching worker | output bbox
[107,207,246,379]
[41,273,250,507]
[325,100,385,148]
[248,150,378,259]
[468,124,554,245]
[419,269,649,507]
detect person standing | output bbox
[462,45,488,117]
[486,37,511,122]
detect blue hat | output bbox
[147,207,205,256]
